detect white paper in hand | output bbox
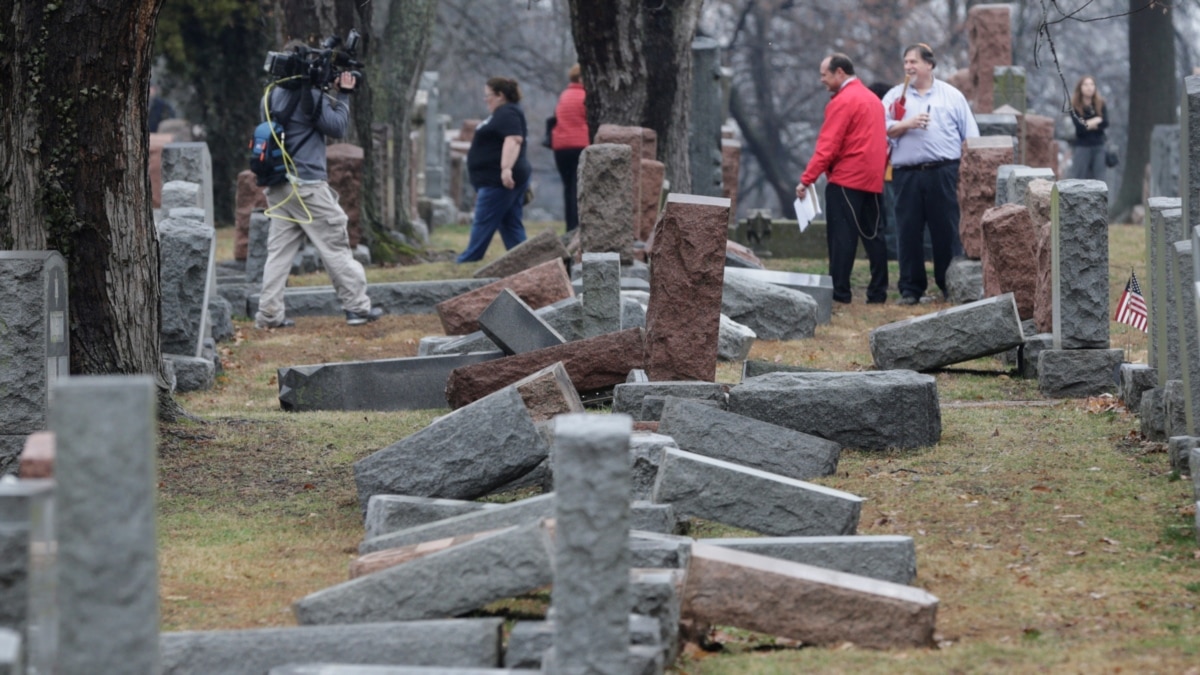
[795,185,820,233]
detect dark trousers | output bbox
[457,181,529,263]
[891,162,962,299]
[554,148,584,231]
[824,183,888,303]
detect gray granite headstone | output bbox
[478,289,566,355]
[0,252,69,474]
[552,414,632,675]
[612,381,726,421]
[994,164,1025,205]
[162,142,215,231]
[582,252,623,337]
[0,480,54,673]
[161,180,201,211]
[721,272,818,340]
[1147,198,1183,383]
[728,370,941,450]
[159,217,215,358]
[946,259,984,304]
[246,210,270,285]
[1161,209,1186,381]
[1140,387,1166,441]
[359,493,554,554]
[1051,180,1109,349]
[1036,349,1124,398]
[1007,167,1056,207]
[161,619,505,674]
[50,376,159,675]
[1165,379,1190,438]
[353,385,549,504]
[247,279,494,318]
[722,267,833,324]
[363,495,498,541]
[1118,363,1158,411]
[1174,240,1200,434]
[578,144,635,262]
[1150,124,1180,199]
[870,294,1024,371]
[1181,77,1200,246]
[690,36,724,198]
[701,535,917,585]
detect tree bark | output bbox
[568,0,702,193]
[1116,0,1176,218]
[0,0,183,420]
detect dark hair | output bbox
[1071,75,1105,117]
[827,53,855,77]
[903,43,936,68]
[568,64,582,83]
[867,82,891,100]
[487,77,522,103]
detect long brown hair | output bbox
[1071,76,1105,117]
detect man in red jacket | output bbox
[797,53,889,304]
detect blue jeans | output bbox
[457,181,530,263]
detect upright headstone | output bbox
[1181,77,1200,246]
[421,72,445,199]
[0,480,55,674]
[690,36,724,197]
[967,4,1012,113]
[992,65,1026,114]
[593,125,645,242]
[643,194,731,381]
[1147,198,1183,383]
[957,136,1016,258]
[552,414,632,675]
[161,142,214,231]
[582,252,622,338]
[1174,240,1200,435]
[50,376,159,675]
[1150,124,1181,200]
[0,252,69,474]
[1051,180,1109,349]
[158,217,216,357]
[578,144,635,263]
[246,210,270,285]
[1162,211,1186,382]
[994,164,1025,205]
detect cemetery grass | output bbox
[158,222,1199,672]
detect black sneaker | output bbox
[346,306,385,326]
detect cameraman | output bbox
[255,66,383,329]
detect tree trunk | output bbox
[0,0,183,420]
[1117,0,1177,219]
[568,0,702,193]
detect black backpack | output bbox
[248,88,317,187]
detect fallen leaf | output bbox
[992,428,1000,437]
[1066,550,1086,557]
[1100,537,1120,546]
[1031,485,1053,492]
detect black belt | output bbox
[894,158,959,171]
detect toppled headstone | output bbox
[718,314,756,361]
[354,386,548,504]
[248,279,494,319]
[161,620,505,674]
[701,535,916,585]
[722,268,833,325]
[1036,348,1124,398]
[478,289,565,355]
[657,397,839,481]
[278,351,505,412]
[363,495,497,540]
[728,370,941,450]
[869,294,1024,371]
[630,432,679,501]
[721,272,818,340]
[612,381,727,421]
[680,543,938,648]
[473,227,569,280]
[509,361,585,422]
[359,493,554,554]
[652,448,861,536]
[436,259,573,335]
[643,194,730,381]
[294,520,554,625]
[444,328,645,409]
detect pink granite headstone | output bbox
[436,258,574,335]
[234,170,268,261]
[1025,179,1056,333]
[980,203,1038,319]
[967,4,1013,113]
[643,194,731,382]
[957,136,1015,259]
[638,159,666,241]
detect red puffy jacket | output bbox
[800,78,887,194]
[551,82,589,151]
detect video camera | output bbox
[263,30,364,90]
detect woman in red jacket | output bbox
[551,64,589,231]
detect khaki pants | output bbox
[255,182,369,324]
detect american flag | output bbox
[1114,271,1148,332]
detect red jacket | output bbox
[800,78,887,193]
[551,82,589,150]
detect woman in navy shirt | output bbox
[1069,75,1109,180]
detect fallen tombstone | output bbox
[658,396,840,480]
[740,360,826,380]
[294,521,554,625]
[354,386,548,504]
[278,351,505,412]
[507,361,585,422]
[612,381,727,421]
[351,528,507,578]
[472,227,570,280]
[727,370,941,450]
[721,272,818,340]
[1036,348,1124,398]
[630,432,679,501]
[359,493,555,554]
[869,293,1024,371]
[699,535,916,585]
[364,495,498,540]
[652,448,862,536]
[437,258,574,335]
[444,328,646,409]
[630,501,677,534]
[718,314,756,361]
[247,279,493,318]
[630,531,693,569]
[160,619,506,674]
[430,296,646,354]
[722,268,833,325]
[580,252,623,338]
[630,568,684,663]
[477,289,565,355]
[1118,363,1157,411]
[506,616,662,671]
[680,543,938,648]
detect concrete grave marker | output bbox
[472,228,569,280]
[477,289,565,355]
[869,294,1024,371]
[1051,180,1109,349]
[159,216,216,358]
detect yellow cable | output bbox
[260,78,314,225]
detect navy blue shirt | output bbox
[467,103,531,189]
